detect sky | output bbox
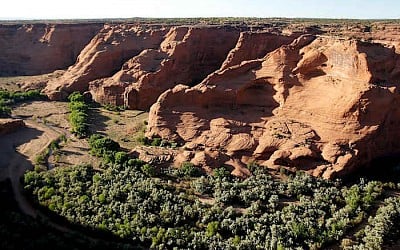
[1,0,399,20]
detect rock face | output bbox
[0,23,102,76]
[0,119,25,135]
[220,31,296,70]
[44,24,168,100]
[147,35,400,178]
[89,26,241,110]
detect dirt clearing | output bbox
[88,107,148,149]
[0,70,64,92]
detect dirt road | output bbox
[0,119,65,216]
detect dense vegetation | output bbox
[0,90,44,117]
[0,179,140,250]
[68,92,89,138]
[23,136,400,249]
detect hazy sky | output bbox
[1,0,399,20]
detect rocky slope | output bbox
[147,34,400,178]
[44,24,168,100]
[89,26,242,110]
[0,23,102,76]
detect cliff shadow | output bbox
[357,41,398,85]
[87,107,110,136]
[0,126,43,169]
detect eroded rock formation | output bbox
[44,24,168,100]
[147,34,400,178]
[89,26,242,110]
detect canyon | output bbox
[2,19,400,178]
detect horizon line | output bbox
[1,16,400,22]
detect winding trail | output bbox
[1,119,73,232]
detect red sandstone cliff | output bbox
[44,24,168,100]
[220,31,296,70]
[89,26,241,110]
[0,23,102,76]
[147,35,400,178]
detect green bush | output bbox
[67,91,85,102]
[136,133,150,145]
[0,104,11,117]
[34,153,46,166]
[103,103,126,112]
[68,92,88,138]
[141,164,156,177]
[213,167,231,178]
[49,140,60,151]
[114,151,128,164]
[151,137,162,146]
[88,134,120,157]
[206,221,219,237]
[178,162,202,177]
[0,89,44,117]
[128,158,145,169]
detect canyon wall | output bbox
[44,24,169,100]
[146,34,400,178]
[0,23,102,76]
[89,26,242,110]
[3,20,400,177]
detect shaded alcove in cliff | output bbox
[341,152,400,183]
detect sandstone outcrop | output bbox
[220,31,296,70]
[0,23,102,76]
[44,24,168,100]
[147,35,400,178]
[89,26,241,110]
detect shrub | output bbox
[213,167,231,178]
[0,89,44,117]
[178,162,202,177]
[141,164,156,177]
[151,137,162,147]
[128,158,145,169]
[0,104,11,117]
[68,92,89,138]
[49,140,60,151]
[88,134,120,157]
[114,151,128,164]
[34,153,46,166]
[103,103,126,112]
[68,91,85,102]
[206,221,219,237]
[136,133,150,145]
